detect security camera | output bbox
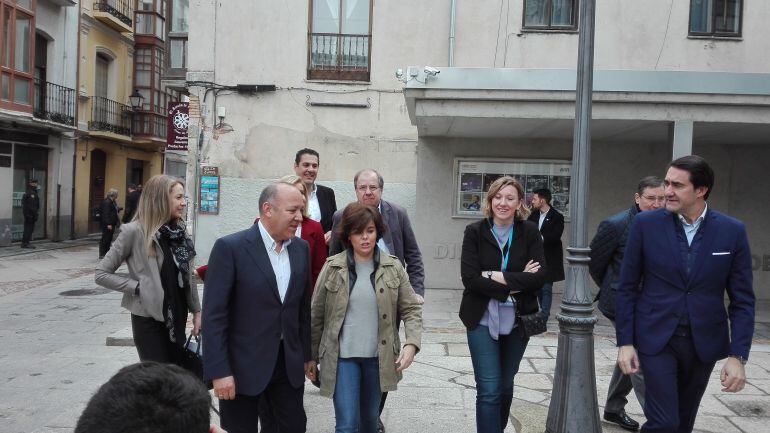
[395,68,404,79]
[424,66,440,76]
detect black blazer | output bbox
[202,224,311,396]
[528,207,565,282]
[316,184,337,233]
[100,198,120,229]
[459,218,547,330]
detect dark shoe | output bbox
[604,410,639,431]
[377,418,385,433]
[20,244,35,249]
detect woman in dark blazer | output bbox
[460,176,547,433]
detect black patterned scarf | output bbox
[158,222,196,344]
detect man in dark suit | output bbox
[589,176,664,431]
[294,148,337,242]
[203,182,315,433]
[99,188,120,259]
[20,179,40,249]
[527,188,564,321]
[328,168,424,433]
[616,155,755,433]
[122,184,141,223]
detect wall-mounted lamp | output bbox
[129,90,144,111]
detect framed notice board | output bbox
[199,166,220,215]
[454,158,572,220]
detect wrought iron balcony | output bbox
[93,0,132,29]
[88,96,131,137]
[33,80,76,127]
[308,33,370,81]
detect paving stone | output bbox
[514,373,553,391]
[717,394,770,417]
[446,342,470,357]
[728,416,770,433]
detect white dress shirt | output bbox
[538,210,548,230]
[258,221,292,303]
[678,203,708,246]
[307,183,322,223]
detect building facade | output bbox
[0,0,79,246]
[187,0,770,299]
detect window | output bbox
[0,0,35,110]
[689,0,742,37]
[523,0,578,30]
[94,54,110,98]
[308,0,371,81]
[169,37,186,69]
[135,0,166,41]
[171,0,188,32]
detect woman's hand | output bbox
[523,260,541,273]
[395,344,418,373]
[192,311,202,336]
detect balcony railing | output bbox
[132,111,167,140]
[33,80,76,127]
[93,0,132,27]
[308,33,370,81]
[88,96,131,136]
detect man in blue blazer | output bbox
[203,182,315,433]
[615,155,755,433]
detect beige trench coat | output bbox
[311,250,422,398]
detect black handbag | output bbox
[518,299,547,338]
[179,334,212,389]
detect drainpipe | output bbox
[449,0,457,66]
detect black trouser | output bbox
[99,226,115,258]
[21,218,35,245]
[219,345,307,433]
[131,314,179,363]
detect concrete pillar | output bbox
[670,120,694,159]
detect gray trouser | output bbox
[606,319,646,414]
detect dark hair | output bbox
[353,168,384,189]
[636,176,664,195]
[29,179,38,183]
[532,188,552,204]
[128,183,137,189]
[337,203,387,249]
[74,362,210,433]
[295,148,320,164]
[669,155,714,200]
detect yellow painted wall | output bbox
[73,139,162,236]
[78,18,134,122]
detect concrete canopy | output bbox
[403,68,770,144]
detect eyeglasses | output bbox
[357,186,380,193]
[642,195,666,203]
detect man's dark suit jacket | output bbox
[328,199,425,296]
[527,207,565,283]
[315,184,337,233]
[99,198,120,229]
[202,224,312,396]
[615,208,755,363]
[122,190,141,223]
[589,204,638,320]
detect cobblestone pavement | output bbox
[1,243,769,433]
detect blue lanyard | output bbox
[491,226,514,271]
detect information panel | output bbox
[454,158,571,219]
[199,166,220,215]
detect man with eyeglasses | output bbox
[328,168,425,433]
[588,176,664,431]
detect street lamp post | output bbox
[545,0,601,432]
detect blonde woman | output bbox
[96,175,200,363]
[459,176,546,433]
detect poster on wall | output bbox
[167,102,189,151]
[199,166,220,215]
[454,159,572,219]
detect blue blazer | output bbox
[615,208,754,363]
[202,224,312,396]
